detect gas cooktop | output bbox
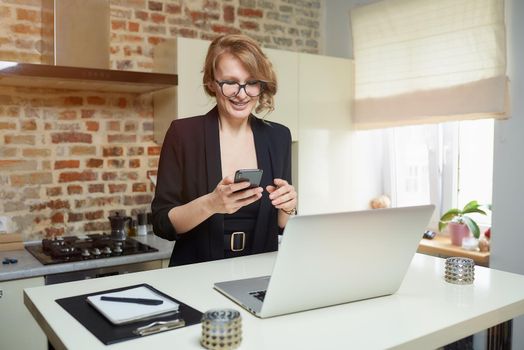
[25,234,158,265]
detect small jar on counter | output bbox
[147,212,153,234]
[137,213,148,236]
[128,219,138,237]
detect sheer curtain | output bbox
[351,0,508,129]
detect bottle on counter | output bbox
[128,219,138,237]
[147,212,153,235]
[137,213,148,236]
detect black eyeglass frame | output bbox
[215,80,266,98]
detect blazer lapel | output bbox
[204,106,225,259]
[251,117,275,252]
[204,106,222,192]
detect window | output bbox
[385,119,493,229]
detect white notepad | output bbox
[87,286,179,325]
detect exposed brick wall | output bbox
[0,0,322,240]
[0,86,156,240]
[109,0,322,71]
[0,1,45,64]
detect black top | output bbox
[224,199,261,253]
[151,106,292,267]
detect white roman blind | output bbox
[351,0,508,129]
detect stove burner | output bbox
[26,234,158,265]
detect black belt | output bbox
[224,231,250,252]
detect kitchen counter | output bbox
[24,253,524,350]
[0,235,174,282]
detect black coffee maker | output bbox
[108,212,132,241]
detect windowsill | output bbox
[418,235,490,267]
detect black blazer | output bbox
[151,106,292,267]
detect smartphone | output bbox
[234,169,263,189]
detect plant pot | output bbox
[448,222,470,246]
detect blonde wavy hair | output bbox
[203,34,277,114]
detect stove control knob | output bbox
[114,244,123,253]
[81,249,90,257]
[92,248,101,256]
[102,246,112,254]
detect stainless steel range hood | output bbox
[42,0,110,68]
[0,61,177,93]
[0,0,177,93]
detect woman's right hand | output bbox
[207,175,263,214]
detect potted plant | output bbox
[439,200,488,246]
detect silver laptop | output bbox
[214,205,435,318]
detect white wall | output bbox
[324,0,524,348]
[491,0,524,348]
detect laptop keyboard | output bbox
[249,290,266,302]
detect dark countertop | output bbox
[0,235,174,282]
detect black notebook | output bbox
[56,283,203,345]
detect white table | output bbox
[24,253,524,350]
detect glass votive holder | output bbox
[201,309,242,350]
[444,257,475,285]
[461,236,479,251]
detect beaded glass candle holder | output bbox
[201,309,242,350]
[444,257,475,284]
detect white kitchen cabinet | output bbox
[153,37,212,143]
[0,276,46,350]
[260,47,299,141]
[297,53,355,215]
[153,37,299,143]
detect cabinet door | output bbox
[0,277,46,350]
[297,53,354,214]
[153,37,212,143]
[177,37,215,119]
[261,48,299,141]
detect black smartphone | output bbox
[234,169,263,189]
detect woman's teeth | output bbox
[229,99,249,106]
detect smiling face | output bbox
[212,52,259,122]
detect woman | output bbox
[152,34,297,267]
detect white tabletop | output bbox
[24,253,524,350]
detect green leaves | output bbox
[440,209,461,222]
[462,200,479,212]
[438,200,488,237]
[462,200,487,215]
[462,216,480,239]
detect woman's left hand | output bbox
[266,178,297,214]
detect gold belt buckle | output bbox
[230,231,245,252]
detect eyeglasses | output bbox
[215,80,265,98]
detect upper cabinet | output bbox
[298,53,353,131]
[0,61,177,94]
[151,37,353,146]
[297,54,354,215]
[153,38,211,143]
[262,48,299,141]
